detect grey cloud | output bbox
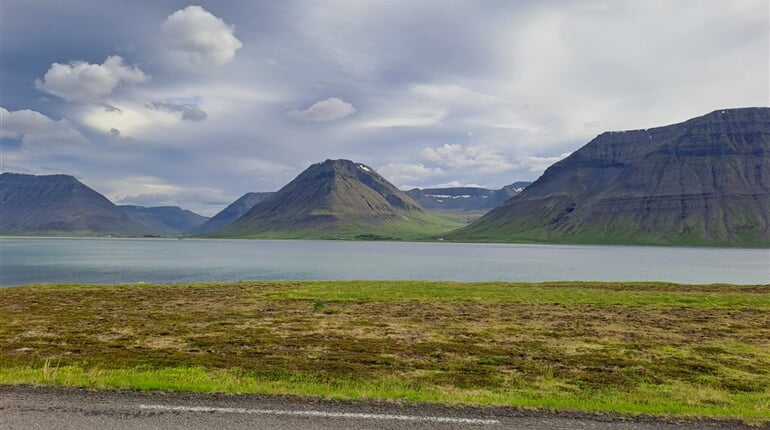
[288,97,356,122]
[114,193,175,207]
[113,189,233,216]
[148,101,208,122]
[3,1,768,212]
[376,162,444,187]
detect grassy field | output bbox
[1,281,768,423]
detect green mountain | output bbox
[194,192,273,234]
[118,205,209,234]
[448,107,770,246]
[210,159,463,239]
[0,173,147,235]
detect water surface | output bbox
[1,237,767,286]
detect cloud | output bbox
[148,101,208,122]
[516,152,572,174]
[376,162,443,186]
[288,97,356,122]
[420,144,513,172]
[0,107,87,145]
[161,5,243,67]
[79,102,174,137]
[102,175,230,214]
[35,55,148,101]
[359,108,444,129]
[4,1,768,208]
[433,180,484,188]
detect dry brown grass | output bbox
[1,281,768,421]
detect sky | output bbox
[1,1,768,216]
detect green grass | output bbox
[208,211,465,240]
[264,281,770,307]
[1,281,768,424]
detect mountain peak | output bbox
[313,159,378,176]
[1,172,146,235]
[209,160,457,238]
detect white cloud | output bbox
[79,102,178,138]
[358,84,490,130]
[420,144,513,172]
[161,5,243,67]
[433,180,484,188]
[516,152,572,174]
[35,56,147,101]
[0,107,87,145]
[288,97,356,122]
[359,108,444,129]
[99,175,230,216]
[377,162,443,186]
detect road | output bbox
[0,386,759,430]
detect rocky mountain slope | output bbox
[0,173,146,235]
[406,182,530,212]
[118,205,209,235]
[448,108,770,246]
[211,159,461,239]
[194,192,273,234]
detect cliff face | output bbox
[451,108,770,246]
[0,173,146,235]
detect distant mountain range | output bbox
[199,183,527,233]
[194,192,273,234]
[210,159,463,239]
[0,173,146,235]
[449,107,770,246]
[118,205,209,235]
[406,182,530,212]
[3,107,767,246]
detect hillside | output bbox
[211,159,462,239]
[194,192,273,234]
[406,182,530,212]
[448,107,770,246]
[118,205,209,235]
[0,173,146,235]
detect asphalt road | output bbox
[0,386,761,430]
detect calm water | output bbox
[0,237,768,287]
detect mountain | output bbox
[194,192,273,234]
[0,173,146,235]
[448,108,770,246]
[210,159,462,239]
[406,182,530,212]
[118,205,209,234]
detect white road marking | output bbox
[139,404,500,425]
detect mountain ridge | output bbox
[118,205,209,234]
[0,173,147,235]
[448,107,770,246]
[211,159,461,239]
[406,182,531,212]
[194,192,273,234]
